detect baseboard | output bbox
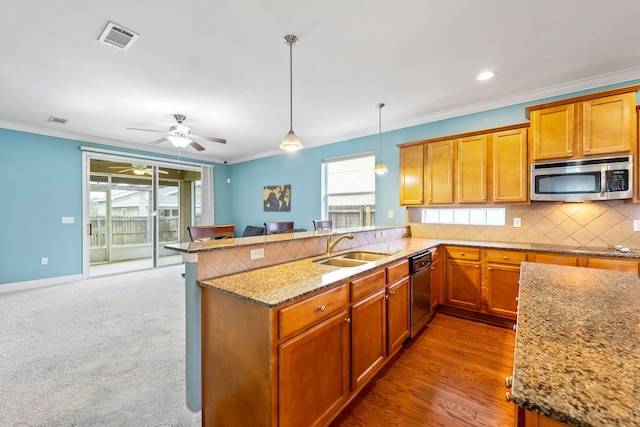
[0,274,83,293]
[182,405,202,427]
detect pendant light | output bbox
[374,103,388,175]
[280,34,303,152]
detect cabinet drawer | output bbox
[587,257,639,274]
[279,284,348,340]
[486,249,527,265]
[446,247,480,261]
[386,259,409,284]
[532,253,578,266]
[351,269,386,302]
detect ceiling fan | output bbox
[109,164,168,176]
[128,114,227,151]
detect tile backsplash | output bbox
[408,201,640,250]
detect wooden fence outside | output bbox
[90,216,179,247]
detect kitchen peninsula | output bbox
[166,226,640,426]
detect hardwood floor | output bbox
[330,313,516,427]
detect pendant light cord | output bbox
[289,41,293,133]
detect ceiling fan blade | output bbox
[147,137,168,146]
[117,168,134,173]
[158,169,169,174]
[127,127,166,133]
[189,140,206,151]
[191,134,227,144]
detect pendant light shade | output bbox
[374,103,388,175]
[280,34,303,152]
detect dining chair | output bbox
[313,220,333,231]
[188,225,235,241]
[264,221,294,235]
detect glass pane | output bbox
[326,156,374,194]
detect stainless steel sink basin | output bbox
[339,251,389,261]
[314,257,368,267]
[314,251,390,267]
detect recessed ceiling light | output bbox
[477,71,495,81]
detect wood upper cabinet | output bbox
[399,123,529,206]
[399,144,424,205]
[425,139,455,205]
[527,86,639,162]
[492,128,528,203]
[457,134,487,203]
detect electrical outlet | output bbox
[41,257,48,265]
[250,248,264,260]
[388,210,394,219]
[375,232,382,239]
[61,216,74,224]
[513,218,521,228]
[634,220,640,231]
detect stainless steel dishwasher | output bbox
[409,249,432,338]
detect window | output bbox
[322,152,376,227]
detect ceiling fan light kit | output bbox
[131,113,226,152]
[280,34,303,152]
[374,103,388,175]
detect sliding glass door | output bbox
[86,156,201,276]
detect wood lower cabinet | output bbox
[279,311,350,427]
[430,247,441,313]
[523,409,570,426]
[585,257,640,274]
[445,247,481,310]
[486,249,527,320]
[530,253,579,266]
[386,276,410,356]
[351,288,386,391]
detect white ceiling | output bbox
[2,0,640,164]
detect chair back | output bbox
[188,225,235,241]
[313,220,333,231]
[264,221,294,235]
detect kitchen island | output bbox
[513,262,640,426]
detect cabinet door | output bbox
[530,104,575,161]
[430,253,440,313]
[351,288,386,391]
[493,128,528,203]
[486,263,520,319]
[457,134,487,203]
[399,145,424,205]
[425,139,455,204]
[582,92,635,156]
[446,258,481,310]
[386,277,410,356]
[279,310,350,427]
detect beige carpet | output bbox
[0,265,185,426]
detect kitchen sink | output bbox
[314,251,390,267]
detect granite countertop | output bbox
[198,238,437,307]
[512,262,640,426]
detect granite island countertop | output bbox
[512,262,640,426]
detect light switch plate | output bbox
[61,217,74,224]
[634,220,640,231]
[513,218,521,228]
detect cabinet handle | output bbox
[512,324,517,332]
[431,266,436,270]
[344,318,351,324]
[460,252,465,256]
[389,290,396,296]
[505,391,513,403]
[503,256,509,260]
[515,297,519,302]
[488,267,492,270]
[585,147,590,152]
[428,199,433,203]
[505,376,513,388]
[385,294,389,299]
[568,149,573,154]
[318,305,326,312]
[475,264,479,269]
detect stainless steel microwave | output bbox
[531,155,633,202]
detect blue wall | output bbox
[0,129,226,284]
[2,79,638,284]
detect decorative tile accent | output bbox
[409,201,640,250]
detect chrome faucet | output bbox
[326,233,354,256]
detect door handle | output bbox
[87,223,93,236]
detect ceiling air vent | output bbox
[48,116,68,125]
[98,21,139,51]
